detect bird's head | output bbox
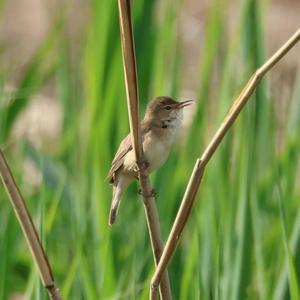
[145,96,193,126]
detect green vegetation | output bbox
[0,0,299,299]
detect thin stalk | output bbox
[150,28,300,300]
[0,150,62,300]
[117,0,172,299]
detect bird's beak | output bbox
[175,100,193,109]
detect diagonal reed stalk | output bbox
[0,150,62,300]
[117,0,172,299]
[149,28,300,300]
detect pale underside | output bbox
[107,116,181,184]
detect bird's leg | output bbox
[135,159,153,197]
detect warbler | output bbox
[107,96,192,225]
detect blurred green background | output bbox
[0,0,300,299]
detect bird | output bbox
[106,96,193,225]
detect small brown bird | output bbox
[107,96,192,225]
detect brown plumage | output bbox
[107,96,192,225]
[106,96,179,183]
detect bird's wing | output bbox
[106,134,132,183]
[106,124,151,183]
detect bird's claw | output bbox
[141,160,150,170]
[134,160,150,173]
[150,189,157,197]
[138,188,157,198]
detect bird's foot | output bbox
[141,160,150,171]
[133,164,139,173]
[138,188,157,198]
[134,160,150,173]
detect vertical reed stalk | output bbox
[118,0,172,299]
[0,150,62,300]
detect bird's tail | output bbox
[108,175,131,226]
[108,188,121,225]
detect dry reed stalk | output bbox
[0,150,62,300]
[149,28,300,300]
[117,0,172,299]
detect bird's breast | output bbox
[123,127,178,174]
[143,129,176,172]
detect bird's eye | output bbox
[165,106,171,110]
